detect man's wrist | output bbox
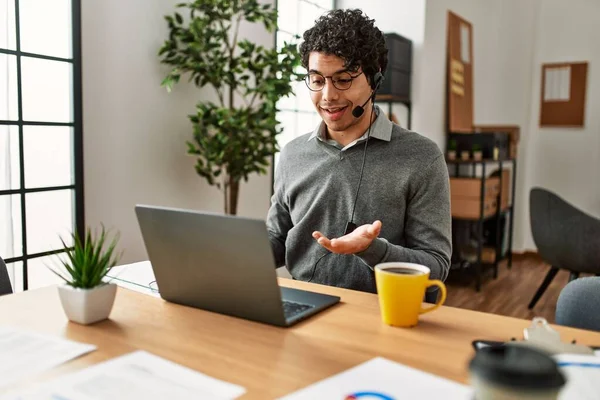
[355,237,388,268]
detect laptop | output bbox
[134,204,340,327]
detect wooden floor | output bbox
[444,255,580,323]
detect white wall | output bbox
[82,0,274,264]
[521,0,600,249]
[338,0,425,42]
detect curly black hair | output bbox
[299,9,388,87]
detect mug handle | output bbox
[419,280,447,315]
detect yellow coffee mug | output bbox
[375,262,447,327]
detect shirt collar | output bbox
[308,105,393,143]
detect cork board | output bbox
[446,11,474,133]
[540,62,588,127]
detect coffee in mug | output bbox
[382,267,423,275]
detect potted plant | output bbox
[461,149,470,161]
[472,144,483,161]
[48,226,122,325]
[158,0,301,215]
[447,139,457,160]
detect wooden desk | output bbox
[1,279,600,399]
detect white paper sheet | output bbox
[555,354,600,400]
[544,66,571,102]
[1,350,246,400]
[544,68,555,101]
[278,357,472,399]
[106,261,159,297]
[0,326,96,389]
[460,23,470,63]
[560,66,571,100]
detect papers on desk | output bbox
[106,261,159,298]
[279,357,473,399]
[1,350,246,400]
[0,326,96,389]
[555,354,600,400]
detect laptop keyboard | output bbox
[282,300,314,319]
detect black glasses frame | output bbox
[304,71,364,92]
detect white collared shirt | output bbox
[307,106,393,151]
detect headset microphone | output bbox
[351,96,372,118]
[351,72,384,118]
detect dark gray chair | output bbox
[0,256,13,296]
[556,277,600,332]
[528,188,600,309]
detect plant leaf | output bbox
[50,225,123,289]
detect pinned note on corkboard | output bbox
[450,59,465,96]
[540,62,588,127]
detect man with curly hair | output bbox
[267,9,451,295]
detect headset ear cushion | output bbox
[372,72,383,89]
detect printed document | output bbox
[0,326,96,389]
[555,353,600,400]
[279,357,472,399]
[1,350,246,400]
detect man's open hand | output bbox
[312,220,382,254]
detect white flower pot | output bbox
[58,282,117,325]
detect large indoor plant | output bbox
[159,0,301,215]
[49,226,122,325]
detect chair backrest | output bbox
[530,187,600,274]
[0,256,13,296]
[556,277,600,332]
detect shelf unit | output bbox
[447,158,517,291]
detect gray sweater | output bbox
[267,108,451,293]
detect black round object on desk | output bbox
[469,344,565,391]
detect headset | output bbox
[308,70,384,282]
[351,71,384,118]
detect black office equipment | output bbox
[378,33,412,129]
[380,33,412,101]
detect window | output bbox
[275,0,334,169]
[0,0,84,291]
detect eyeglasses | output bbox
[304,71,364,91]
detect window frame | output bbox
[0,0,85,291]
